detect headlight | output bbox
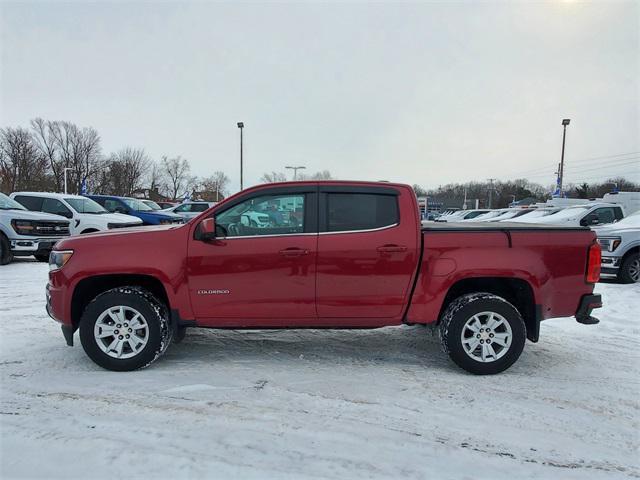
[11,219,36,235]
[597,237,622,252]
[159,219,173,225]
[49,250,74,271]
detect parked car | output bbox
[521,203,624,227]
[141,200,163,211]
[11,192,143,235]
[594,211,640,283]
[47,181,601,374]
[161,202,216,221]
[507,207,563,223]
[602,191,640,215]
[434,209,489,222]
[493,208,536,222]
[463,209,510,222]
[0,192,70,265]
[86,195,183,226]
[156,201,179,210]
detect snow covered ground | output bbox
[1,258,638,479]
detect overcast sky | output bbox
[1,1,638,193]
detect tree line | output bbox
[413,177,640,209]
[0,118,230,201]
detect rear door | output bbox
[316,185,420,324]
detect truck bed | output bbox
[422,221,589,231]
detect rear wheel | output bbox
[79,287,173,371]
[618,252,639,283]
[439,293,526,375]
[0,234,13,265]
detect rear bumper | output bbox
[575,294,602,325]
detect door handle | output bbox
[279,248,310,257]
[377,244,408,253]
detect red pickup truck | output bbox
[46,181,602,374]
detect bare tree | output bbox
[161,156,192,200]
[299,170,333,180]
[31,118,63,191]
[260,171,287,183]
[32,119,102,193]
[198,171,230,201]
[104,147,151,196]
[0,127,49,193]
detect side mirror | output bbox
[199,217,216,241]
[581,214,598,226]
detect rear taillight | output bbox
[586,242,601,284]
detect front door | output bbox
[187,188,318,326]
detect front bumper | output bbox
[11,236,65,255]
[575,294,602,325]
[600,255,621,277]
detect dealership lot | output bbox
[1,259,638,479]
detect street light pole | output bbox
[237,122,244,190]
[285,165,306,180]
[63,167,73,194]
[558,119,571,196]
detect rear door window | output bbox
[326,193,398,232]
[14,195,44,211]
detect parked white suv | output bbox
[11,192,143,235]
[0,193,70,265]
[594,212,640,283]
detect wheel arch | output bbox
[71,274,170,329]
[438,277,538,342]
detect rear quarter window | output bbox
[326,193,398,232]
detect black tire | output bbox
[439,293,526,375]
[79,287,173,371]
[34,253,50,262]
[0,234,13,265]
[618,252,640,284]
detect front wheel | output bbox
[439,293,526,375]
[618,252,639,283]
[0,234,13,265]
[79,287,173,371]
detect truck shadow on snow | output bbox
[158,325,555,375]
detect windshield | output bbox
[143,200,162,210]
[122,198,153,211]
[516,209,557,219]
[612,211,640,227]
[473,210,506,220]
[65,197,108,214]
[544,205,590,220]
[0,193,27,210]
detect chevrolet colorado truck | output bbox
[46,181,602,374]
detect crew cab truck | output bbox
[46,181,602,374]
